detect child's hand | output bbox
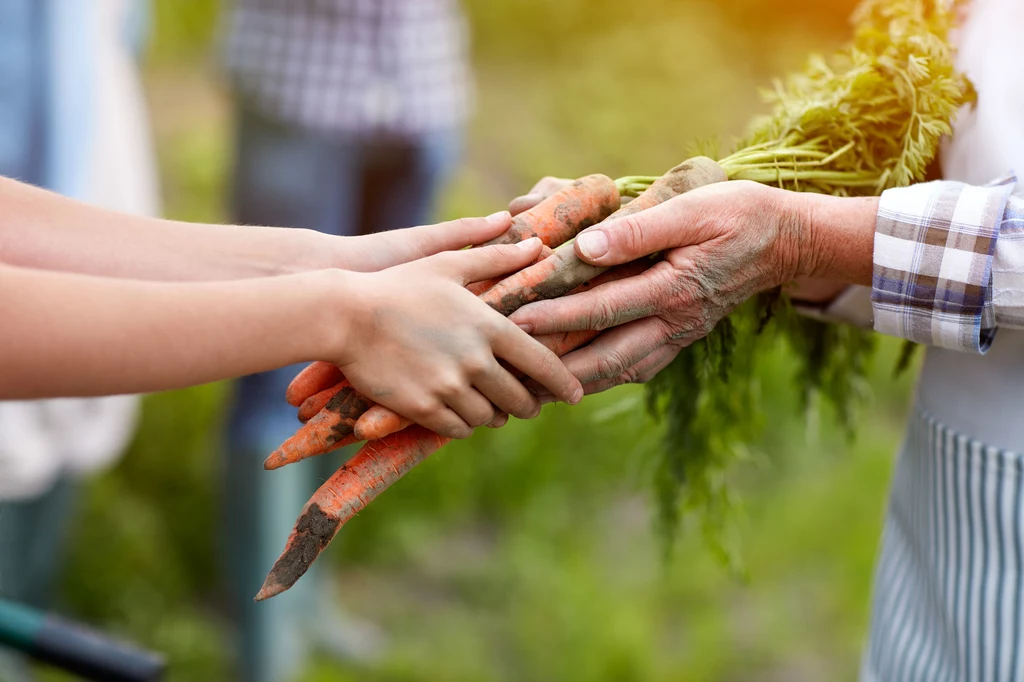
[333,212,515,272]
[331,238,583,439]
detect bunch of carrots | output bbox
[257,0,973,601]
[255,158,727,601]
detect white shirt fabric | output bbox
[0,0,158,501]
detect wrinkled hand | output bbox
[333,211,516,272]
[335,238,583,439]
[510,181,811,396]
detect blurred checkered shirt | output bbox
[222,0,472,136]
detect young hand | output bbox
[330,238,584,439]
[331,212,517,272]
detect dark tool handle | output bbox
[33,614,166,682]
[0,598,165,682]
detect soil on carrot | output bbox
[324,389,373,445]
[267,503,340,591]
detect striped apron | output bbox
[861,408,1024,681]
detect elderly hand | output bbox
[510,180,877,396]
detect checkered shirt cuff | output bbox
[871,177,1016,353]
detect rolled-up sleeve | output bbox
[871,177,1016,353]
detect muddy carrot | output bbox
[479,157,727,318]
[481,174,620,248]
[467,244,553,296]
[278,176,622,450]
[259,160,728,599]
[285,362,343,407]
[255,426,450,601]
[263,381,370,470]
[297,382,347,423]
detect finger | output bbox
[487,412,509,428]
[437,238,543,285]
[443,388,498,429]
[511,261,678,335]
[508,177,573,216]
[401,397,475,440]
[573,187,720,266]
[559,317,673,384]
[491,323,583,404]
[536,338,680,404]
[363,211,514,269]
[470,359,543,420]
[627,342,681,383]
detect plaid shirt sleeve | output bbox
[871,177,1016,353]
[992,193,1024,329]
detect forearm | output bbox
[0,176,337,281]
[0,263,344,398]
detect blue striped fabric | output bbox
[861,407,1024,681]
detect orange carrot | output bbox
[297,382,347,423]
[285,362,343,407]
[466,244,553,296]
[263,380,370,470]
[481,174,619,248]
[255,426,450,601]
[259,159,729,599]
[480,157,727,318]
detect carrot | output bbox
[259,159,728,599]
[285,362,343,407]
[480,157,727,318]
[297,381,347,423]
[466,244,553,296]
[263,380,370,470]
[480,174,620,248]
[273,174,628,458]
[255,426,450,601]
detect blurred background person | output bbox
[217,2,472,680]
[0,0,158,680]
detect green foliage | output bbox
[645,0,969,560]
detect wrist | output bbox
[790,192,878,286]
[303,269,360,364]
[292,229,341,272]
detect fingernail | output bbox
[576,230,608,260]
[516,237,541,250]
[486,210,510,224]
[517,322,533,334]
[569,387,584,405]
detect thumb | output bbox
[442,237,543,285]
[573,193,703,266]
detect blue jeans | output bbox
[222,107,461,682]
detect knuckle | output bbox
[619,366,642,385]
[616,215,649,255]
[435,373,466,398]
[439,421,473,440]
[462,352,494,378]
[511,397,541,420]
[594,349,630,381]
[589,297,622,331]
[408,396,441,421]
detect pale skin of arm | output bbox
[0,177,584,438]
[0,176,520,280]
[506,177,876,396]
